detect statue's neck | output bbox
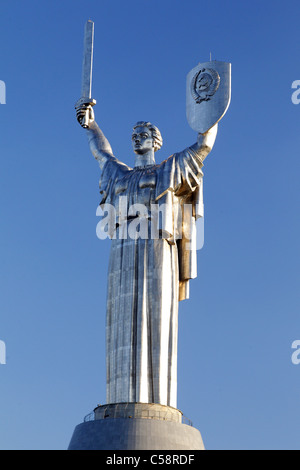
[134,151,156,168]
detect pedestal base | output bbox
[68,403,205,450]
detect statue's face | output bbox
[132,126,154,155]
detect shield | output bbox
[186,61,231,134]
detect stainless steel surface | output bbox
[75,52,224,409]
[79,20,96,128]
[76,113,217,408]
[186,60,231,133]
[81,20,94,99]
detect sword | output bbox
[77,20,96,128]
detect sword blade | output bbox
[81,20,94,99]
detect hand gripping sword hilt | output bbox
[76,97,97,128]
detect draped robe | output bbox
[99,146,204,408]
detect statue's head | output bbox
[132,121,163,155]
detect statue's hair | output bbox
[132,121,163,152]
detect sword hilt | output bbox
[76,97,97,128]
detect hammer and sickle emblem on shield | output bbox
[191,68,220,104]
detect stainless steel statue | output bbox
[75,21,231,409]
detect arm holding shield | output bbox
[189,124,218,163]
[186,61,231,161]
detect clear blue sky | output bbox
[0,0,300,450]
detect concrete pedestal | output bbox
[68,403,205,450]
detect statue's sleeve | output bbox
[156,146,204,216]
[99,156,131,205]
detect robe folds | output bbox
[98,147,204,407]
